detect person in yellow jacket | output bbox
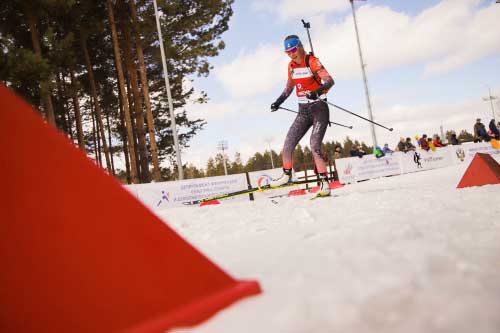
[427,137,436,151]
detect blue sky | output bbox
[179,0,500,169]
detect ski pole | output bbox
[301,19,315,55]
[278,106,353,129]
[323,101,393,132]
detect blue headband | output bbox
[284,38,301,51]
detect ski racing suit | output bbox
[276,53,334,174]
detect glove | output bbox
[306,87,323,101]
[306,89,321,100]
[270,98,284,112]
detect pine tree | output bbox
[1,0,234,183]
[106,0,139,183]
[128,0,161,182]
[458,129,474,142]
[230,152,244,174]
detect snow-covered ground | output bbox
[159,163,500,333]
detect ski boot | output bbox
[270,168,293,188]
[316,174,331,197]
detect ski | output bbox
[182,178,322,206]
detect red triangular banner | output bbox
[0,83,261,333]
[457,153,500,188]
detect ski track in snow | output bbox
[158,163,500,333]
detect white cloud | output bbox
[186,100,236,123]
[314,0,500,79]
[214,44,288,98]
[423,2,500,74]
[251,0,350,21]
[226,0,500,95]
[240,0,500,84]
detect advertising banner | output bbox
[400,148,453,174]
[127,174,248,209]
[462,142,500,162]
[335,153,401,183]
[247,168,293,200]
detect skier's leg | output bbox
[281,104,313,170]
[310,101,331,196]
[310,101,329,174]
[271,105,312,187]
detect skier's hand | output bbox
[306,90,319,100]
[270,98,284,112]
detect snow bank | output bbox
[160,163,500,333]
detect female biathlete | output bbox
[270,35,334,197]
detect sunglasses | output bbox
[285,46,298,54]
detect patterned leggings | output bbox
[281,101,329,174]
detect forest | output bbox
[0,0,233,183]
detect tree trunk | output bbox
[129,0,162,181]
[55,72,70,136]
[70,70,85,149]
[60,73,74,140]
[81,36,112,173]
[106,0,139,183]
[112,43,132,183]
[119,11,150,183]
[106,112,116,175]
[119,101,132,183]
[125,70,141,178]
[95,111,103,167]
[24,7,56,126]
[90,98,100,166]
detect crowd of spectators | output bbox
[474,118,500,142]
[390,118,500,155]
[331,117,500,160]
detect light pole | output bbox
[217,140,229,175]
[265,138,275,169]
[482,85,498,123]
[153,0,184,180]
[350,0,377,147]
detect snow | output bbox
[159,163,500,333]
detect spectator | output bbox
[489,119,500,139]
[396,137,407,152]
[428,137,436,151]
[373,146,385,159]
[420,134,430,151]
[414,135,421,148]
[333,145,344,159]
[350,144,365,158]
[433,134,445,147]
[405,137,416,151]
[382,143,394,154]
[474,118,490,142]
[450,133,460,145]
